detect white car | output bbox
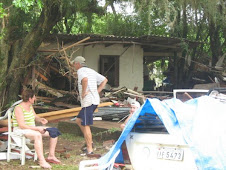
[125,89,226,170]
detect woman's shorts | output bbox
[13,127,35,135]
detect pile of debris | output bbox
[30,86,172,121]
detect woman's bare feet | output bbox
[39,160,52,169]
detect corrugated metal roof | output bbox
[45,33,200,45]
[41,33,201,56]
[94,107,130,120]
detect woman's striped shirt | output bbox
[12,105,35,127]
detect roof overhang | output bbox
[39,34,201,60]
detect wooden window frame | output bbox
[100,55,119,87]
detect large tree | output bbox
[0,1,66,109]
[0,0,105,110]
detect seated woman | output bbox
[12,89,60,169]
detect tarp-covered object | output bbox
[99,96,226,170]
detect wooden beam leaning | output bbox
[46,37,90,59]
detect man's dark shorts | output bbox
[77,104,97,126]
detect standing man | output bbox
[71,56,108,156]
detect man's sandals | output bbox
[80,150,101,158]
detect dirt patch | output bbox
[0,122,111,170]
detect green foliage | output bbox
[60,133,83,142]
[12,0,43,13]
[53,164,79,170]
[108,127,119,133]
[149,60,169,88]
[0,3,6,18]
[93,127,120,137]
[0,0,44,40]
[0,3,6,40]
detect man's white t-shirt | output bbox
[77,67,106,108]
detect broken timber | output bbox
[36,81,75,98]
[46,37,90,59]
[38,102,114,121]
[36,81,64,97]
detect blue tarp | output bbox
[99,96,226,170]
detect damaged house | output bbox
[36,34,200,94]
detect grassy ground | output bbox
[0,125,110,170]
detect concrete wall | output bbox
[70,44,144,90]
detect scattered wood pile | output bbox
[191,53,226,88]
[33,85,172,121]
[13,36,175,121]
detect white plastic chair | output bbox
[79,149,120,170]
[6,100,37,165]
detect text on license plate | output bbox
[157,147,184,161]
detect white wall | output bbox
[70,44,144,90]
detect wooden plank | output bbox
[36,96,54,103]
[36,96,55,100]
[45,111,79,121]
[34,70,48,81]
[33,105,63,111]
[38,102,113,118]
[60,37,90,52]
[53,102,80,109]
[46,108,98,121]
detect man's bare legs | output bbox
[76,118,93,153]
[76,118,84,133]
[83,125,93,152]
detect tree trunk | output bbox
[184,11,207,88]
[209,19,221,66]
[177,1,188,88]
[172,1,188,89]
[0,1,66,111]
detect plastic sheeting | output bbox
[98,96,226,170]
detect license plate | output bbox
[157,147,184,161]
